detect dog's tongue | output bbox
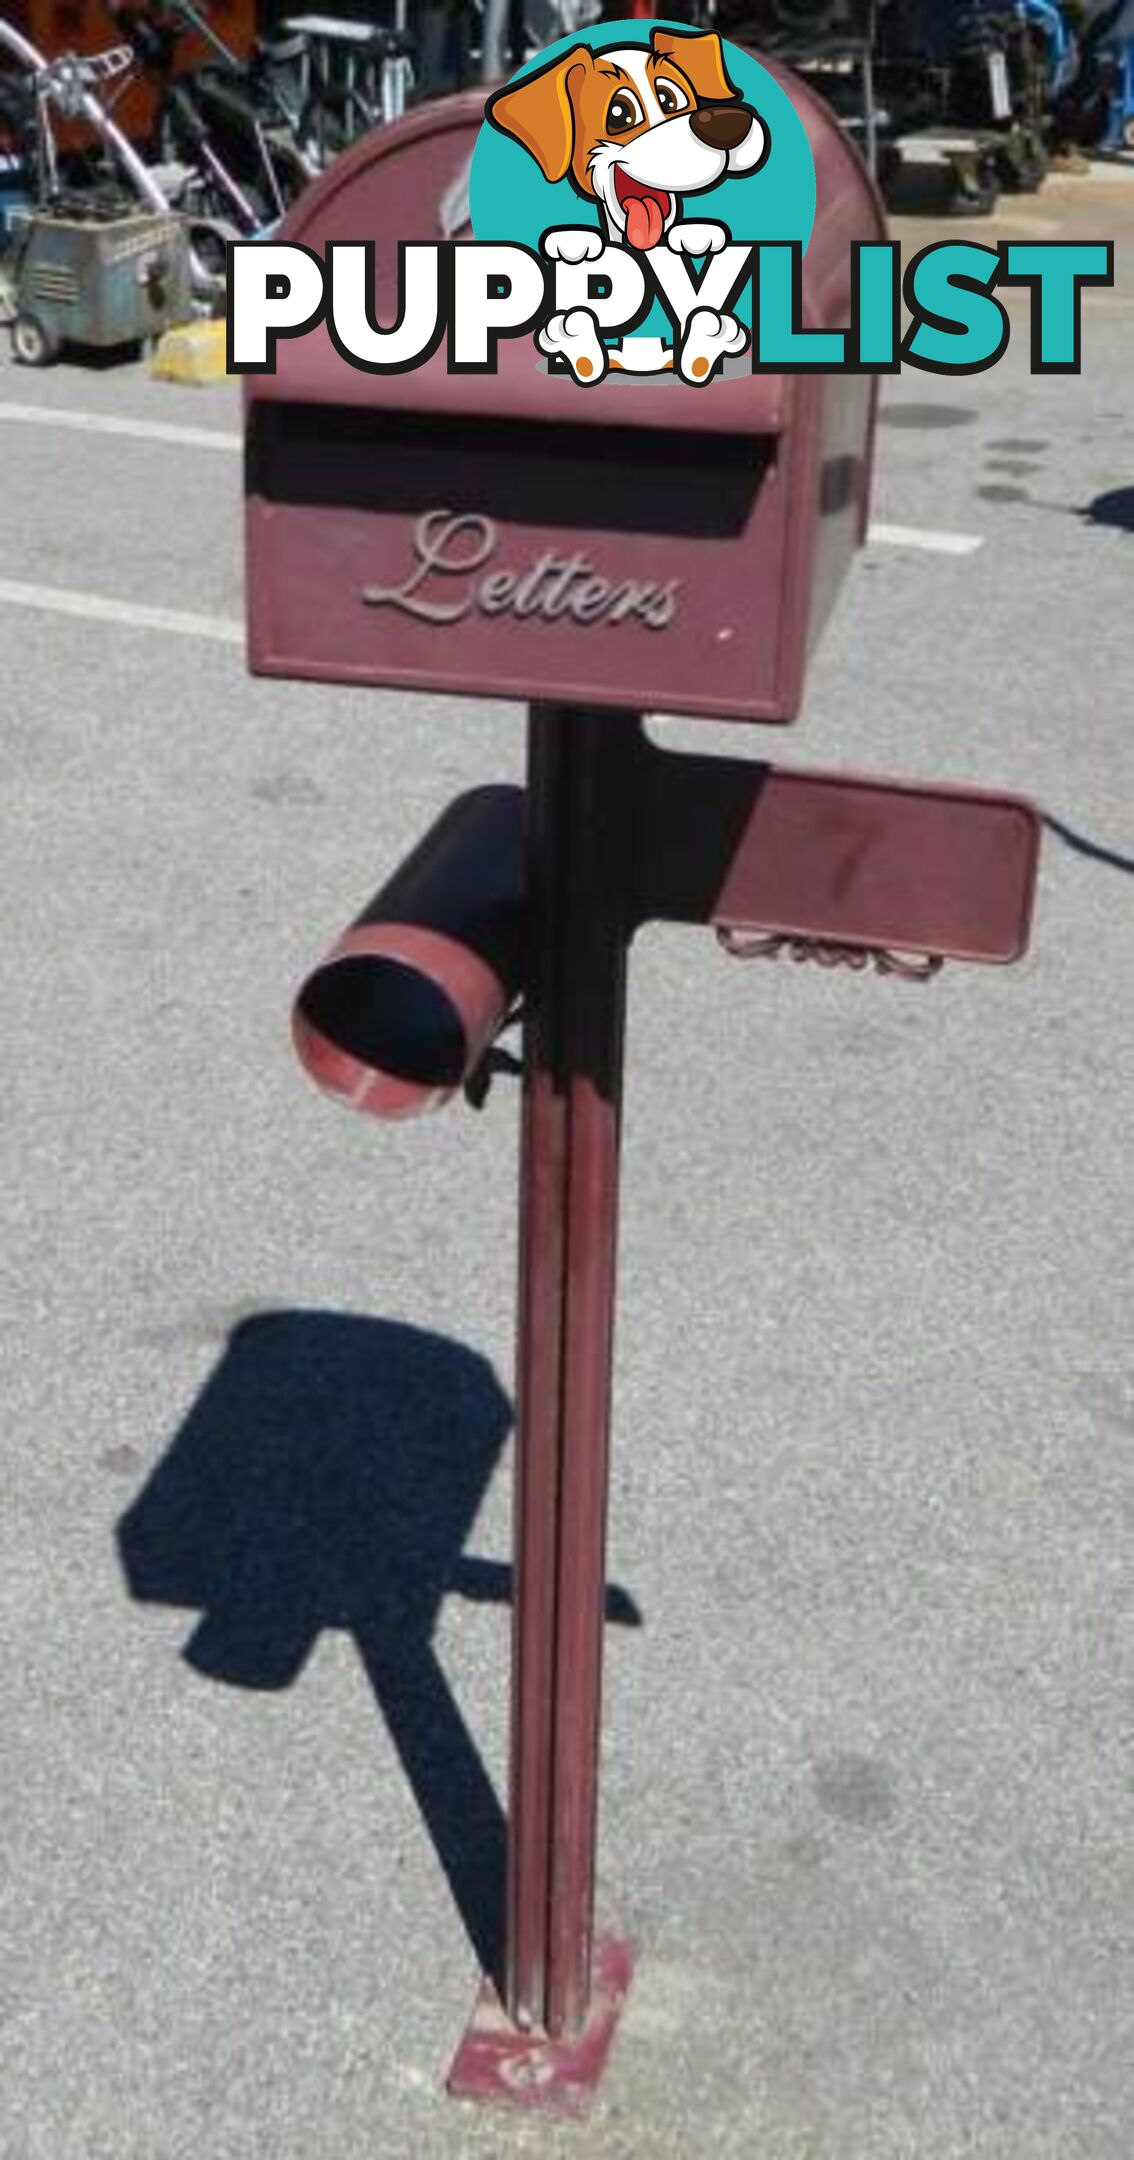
[625,192,664,252]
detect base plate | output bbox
[447,1935,634,2119]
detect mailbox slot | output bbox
[248,407,772,539]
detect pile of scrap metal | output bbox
[0,10,278,361]
[713,0,1085,208]
[707,1,883,171]
[871,0,1072,206]
[0,0,418,364]
[1055,0,1134,150]
[0,22,202,362]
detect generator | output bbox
[8,197,191,364]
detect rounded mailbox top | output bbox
[251,48,885,433]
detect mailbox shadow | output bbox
[117,1309,641,1987]
[1082,486,1134,535]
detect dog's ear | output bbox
[485,47,594,183]
[650,27,739,105]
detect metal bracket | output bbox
[36,45,133,117]
[463,1004,524,1110]
[716,928,945,981]
[448,1935,634,2120]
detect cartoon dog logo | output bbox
[486,27,769,382]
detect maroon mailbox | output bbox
[248,62,1041,2124]
[245,79,885,724]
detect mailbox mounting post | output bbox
[448,704,639,2110]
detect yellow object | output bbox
[150,318,230,384]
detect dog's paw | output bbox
[538,307,609,384]
[666,222,729,258]
[678,306,749,384]
[541,227,604,265]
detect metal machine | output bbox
[8,196,190,363]
[0,20,206,356]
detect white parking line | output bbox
[0,400,986,557]
[867,521,984,556]
[0,576,243,645]
[0,401,242,454]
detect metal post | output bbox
[509,702,634,2036]
[449,705,637,2112]
[506,0,527,73]
[864,0,879,179]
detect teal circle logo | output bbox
[470,21,817,265]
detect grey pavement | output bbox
[1,165,1133,2159]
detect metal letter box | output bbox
[245,75,886,724]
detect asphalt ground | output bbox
[1,164,1133,2159]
